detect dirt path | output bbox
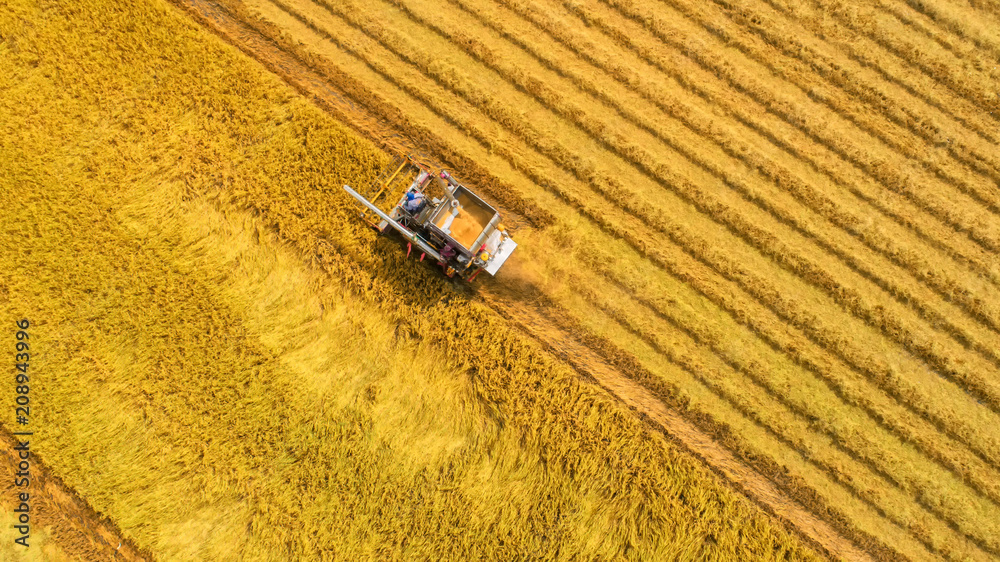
[168,0,876,559]
[0,428,151,561]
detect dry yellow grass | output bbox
[0,514,66,562]
[0,0,820,559]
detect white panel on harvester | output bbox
[485,239,517,275]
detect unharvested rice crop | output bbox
[0,0,826,559]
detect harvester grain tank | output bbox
[344,155,517,281]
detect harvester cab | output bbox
[343,155,517,281]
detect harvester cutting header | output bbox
[344,155,517,281]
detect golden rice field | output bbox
[2,0,999,558]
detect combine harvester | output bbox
[344,155,517,281]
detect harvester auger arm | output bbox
[343,185,445,264]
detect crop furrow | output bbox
[761,0,1000,152]
[557,0,1000,291]
[756,0,1000,151]
[896,0,1000,60]
[570,275,989,558]
[584,255,1000,516]
[753,0,1000,215]
[562,204,1000,474]
[599,0,1000,256]
[754,0,1000,216]
[875,0,1000,73]
[806,0,1000,117]
[575,273,1000,557]
[583,257,1000,509]
[548,5,997,310]
[755,0,1000,190]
